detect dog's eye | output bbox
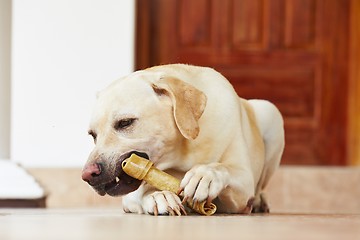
[114,118,136,131]
[88,130,97,143]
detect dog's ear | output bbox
[152,77,207,140]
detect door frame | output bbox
[349,0,360,165]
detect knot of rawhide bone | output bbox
[121,153,217,216]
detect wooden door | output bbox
[136,0,351,165]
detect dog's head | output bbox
[82,72,207,196]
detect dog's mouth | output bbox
[94,151,149,197]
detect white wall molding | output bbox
[0,0,11,159]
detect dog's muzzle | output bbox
[82,151,149,196]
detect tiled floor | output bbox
[0,209,359,240]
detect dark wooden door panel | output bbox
[136,0,350,165]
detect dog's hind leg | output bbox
[248,100,285,213]
[252,192,270,213]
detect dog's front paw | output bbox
[142,191,187,216]
[180,164,229,204]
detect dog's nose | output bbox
[82,163,102,184]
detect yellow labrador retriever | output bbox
[82,64,285,215]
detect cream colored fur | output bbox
[87,64,285,215]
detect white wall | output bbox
[0,0,11,159]
[11,0,135,167]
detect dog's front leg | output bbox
[141,190,186,216]
[180,163,255,214]
[122,186,146,214]
[122,185,186,216]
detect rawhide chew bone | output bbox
[122,153,217,216]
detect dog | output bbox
[82,64,285,215]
